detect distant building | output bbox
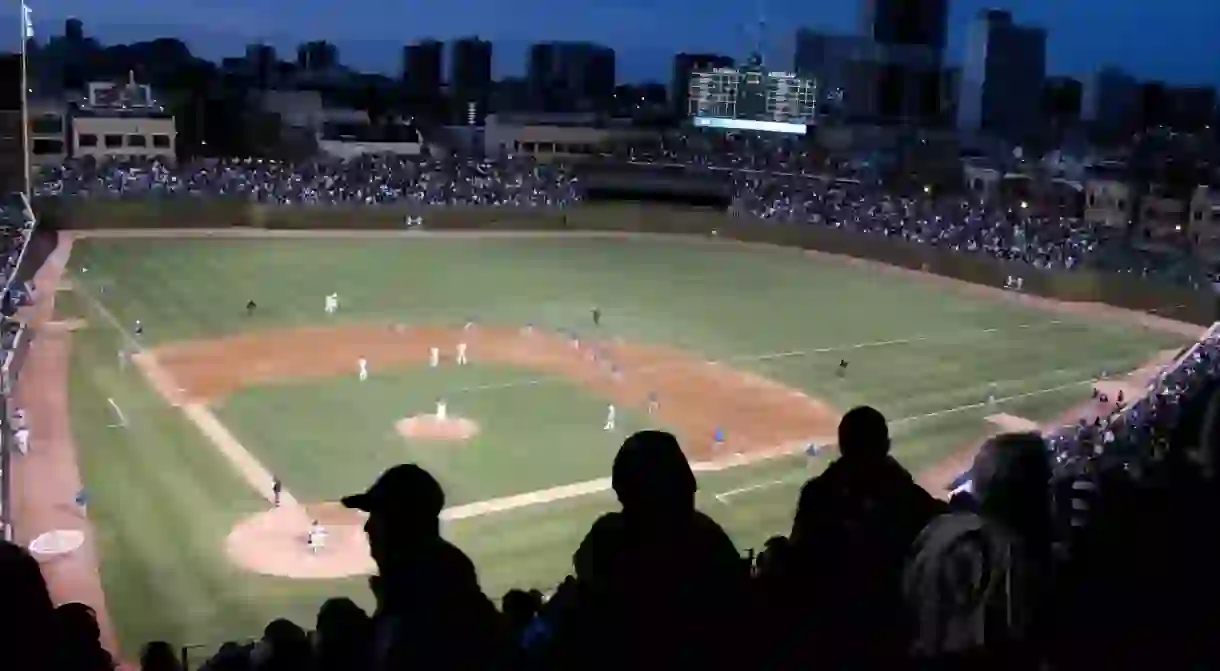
[672,53,734,118]
[450,37,493,126]
[297,41,339,73]
[71,80,176,162]
[854,0,949,125]
[1084,167,1134,230]
[957,10,1046,143]
[1082,67,1139,140]
[860,0,948,51]
[528,42,615,113]
[483,113,651,159]
[403,39,444,103]
[244,43,279,89]
[1042,76,1083,131]
[1189,185,1220,256]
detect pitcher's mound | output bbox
[225,504,374,579]
[396,415,480,441]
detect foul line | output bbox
[105,397,127,428]
[71,280,298,509]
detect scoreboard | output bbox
[688,66,817,134]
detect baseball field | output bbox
[14,228,1193,657]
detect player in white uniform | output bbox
[14,426,29,455]
[436,398,448,421]
[429,346,440,368]
[358,357,369,382]
[604,404,616,431]
[307,520,327,554]
[456,342,468,365]
[324,293,340,314]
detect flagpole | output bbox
[18,3,30,203]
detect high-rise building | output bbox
[672,53,734,118]
[528,42,615,113]
[1043,76,1083,131]
[403,39,444,102]
[297,41,339,72]
[957,10,1046,142]
[65,17,84,42]
[853,0,949,124]
[1082,66,1139,139]
[245,44,278,89]
[450,37,492,125]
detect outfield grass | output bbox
[57,235,1189,653]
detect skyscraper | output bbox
[854,0,948,124]
[450,37,492,124]
[672,53,734,118]
[860,0,948,50]
[297,41,339,72]
[528,42,615,113]
[403,39,444,103]
[957,10,1047,142]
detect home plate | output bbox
[986,413,1040,433]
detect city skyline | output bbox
[4,0,1218,87]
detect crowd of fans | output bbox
[34,156,582,209]
[34,144,1106,272]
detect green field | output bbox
[59,235,1187,653]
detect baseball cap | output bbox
[341,464,445,518]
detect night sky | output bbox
[10,0,1220,86]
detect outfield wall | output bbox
[35,199,1219,326]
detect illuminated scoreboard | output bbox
[688,67,817,134]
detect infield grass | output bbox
[57,235,1188,654]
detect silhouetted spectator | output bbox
[785,406,945,668]
[140,640,183,671]
[342,464,504,670]
[199,641,253,671]
[313,597,372,671]
[52,602,117,670]
[903,433,1052,670]
[251,618,311,671]
[556,430,748,669]
[0,540,56,670]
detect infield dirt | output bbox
[149,324,841,462]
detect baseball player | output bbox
[647,391,659,415]
[246,299,258,317]
[837,359,849,377]
[134,320,144,338]
[592,307,601,327]
[464,317,475,331]
[358,357,369,382]
[429,346,440,368]
[987,382,997,406]
[324,293,340,314]
[571,332,581,349]
[436,398,448,421]
[521,323,534,336]
[713,428,726,452]
[604,404,616,431]
[272,477,282,508]
[456,342,468,365]
[307,520,327,555]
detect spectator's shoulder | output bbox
[573,511,626,579]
